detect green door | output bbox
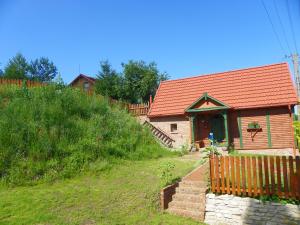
[210,114,225,143]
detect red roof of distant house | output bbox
[69,74,96,85]
[148,63,298,118]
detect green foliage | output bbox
[3,53,29,79]
[29,57,58,82]
[258,195,300,205]
[203,146,221,158]
[0,85,169,186]
[293,121,300,147]
[123,60,168,103]
[95,61,123,99]
[158,161,178,186]
[95,60,168,103]
[2,53,58,82]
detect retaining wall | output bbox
[205,193,300,225]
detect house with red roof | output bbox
[69,74,96,93]
[148,63,298,151]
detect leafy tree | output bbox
[3,53,29,79]
[29,57,57,82]
[122,60,168,103]
[95,61,124,100]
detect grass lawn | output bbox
[0,156,205,225]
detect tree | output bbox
[122,60,168,103]
[29,57,57,82]
[3,53,29,79]
[95,61,123,100]
[0,64,3,77]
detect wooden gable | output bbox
[185,92,230,112]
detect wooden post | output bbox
[237,111,243,149]
[149,95,152,109]
[222,111,229,147]
[266,110,272,148]
[191,115,196,146]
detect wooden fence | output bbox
[0,78,44,87]
[209,155,300,200]
[127,103,149,116]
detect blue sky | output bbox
[0,0,299,83]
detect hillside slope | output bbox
[0,85,170,186]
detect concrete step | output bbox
[167,207,205,221]
[179,181,207,189]
[169,200,205,211]
[175,186,206,195]
[172,192,206,202]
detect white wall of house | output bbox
[149,116,191,149]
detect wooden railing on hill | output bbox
[210,155,300,200]
[127,103,149,116]
[143,120,174,148]
[0,78,44,87]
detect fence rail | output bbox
[127,103,149,116]
[209,155,300,200]
[0,78,45,87]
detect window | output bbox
[170,123,177,133]
[83,82,90,91]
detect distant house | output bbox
[69,74,96,93]
[147,63,298,150]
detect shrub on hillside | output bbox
[0,85,169,185]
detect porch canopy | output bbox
[185,92,230,147]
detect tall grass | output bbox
[0,85,170,185]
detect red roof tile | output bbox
[148,63,298,117]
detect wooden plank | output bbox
[215,156,220,193]
[220,156,225,194]
[247,157,252,197]
[269,156,275,195]
[264,156,270,196]
[288,156,295,198]
[230,156,235,195]
[241,156,246,196]
[210,156,215,193]
[296,156,300,199]
[225,156,230,194]
[276,156,282,197]
[258,157,264,196]
[252,157,257,197]
[235,157,241,195]
[282,156,289,198]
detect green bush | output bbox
[293,121,300,147]
[0,85,170,185]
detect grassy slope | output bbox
[0,156,205,225]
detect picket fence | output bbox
[210,155,300,200]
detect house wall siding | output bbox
[71,77,94,92]
[149,116,190,148]
[231,106,294,149]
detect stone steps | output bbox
[175,186,206,195]
[172,192,206,202]
[165,163,208,222]
[167,207,205,221]
[169,200,205,211]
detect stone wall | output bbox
[205,193,300,225]
[149,116,190,148]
